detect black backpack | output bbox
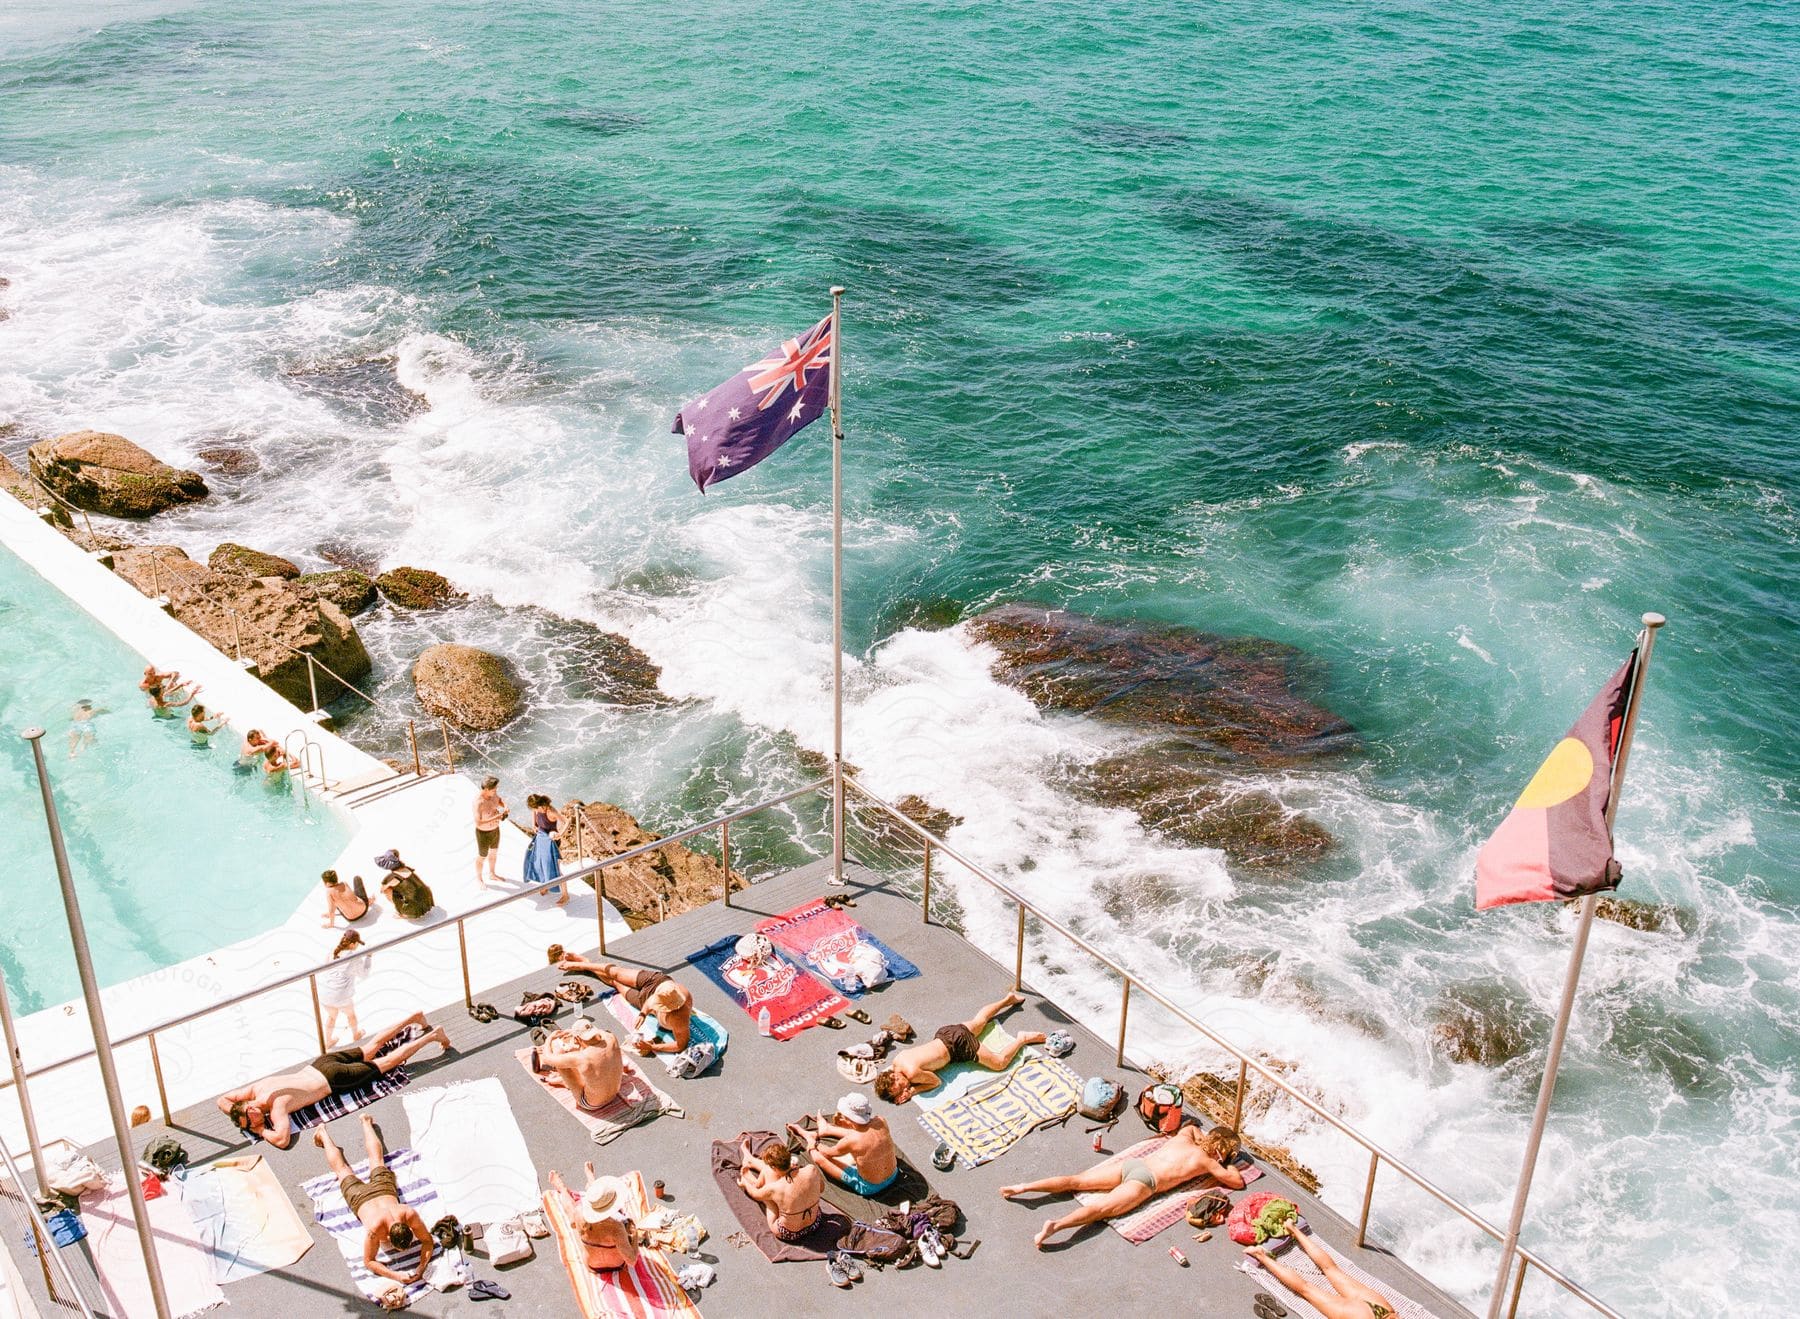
[839,1221,914,1268]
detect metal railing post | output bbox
[921,841,932,924]
[148,552,162,598]
[408,720,422,776]
[0,964,49,1196]
[1231,1058,1248,1133]
[1013,903,1026,991]
[721,821,732,908]
[1116,978,1131,1067]
[21,729,174,1319]
[308,975,327,1051]
[597,870,608,956]
[305,652,320,712]
[1505,1257,1530,1319]
[148,1032,171,1125]
[1356,1150,1380,1247]
[457,920,473,1010]
[440,718,455,771]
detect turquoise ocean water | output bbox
[0,3,1794,1312]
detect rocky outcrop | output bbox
[111,547,371,706]
[318,541,382,575]
[966,604,1354,764]
[28,431,208,519]
[1581,895,1696,935]
[412,643,523,731]
[560,799,742,928]
[1067,747,1334,868]
[209,543,301,580]
[298,569,377,616]
[0,454,70,526]
[1428,982,1548,1067]
[1164,1064,1322,1194]
[559,619,665,707]
[854,792,965,851]
[376,566,458,609]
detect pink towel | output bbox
[81,1174,226,1319]
[516,1047,684,1144]
[1074,1136,1264,1242]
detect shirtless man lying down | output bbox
[217,1011,450,1148]
[872,991,1044,1105]
[1001,1123,1246,1248]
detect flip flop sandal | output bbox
[846,1009,872,1024]
[1253,1299,1288,1319]
[469,1279,510,1301]
[468,1003,498,1023]
[821,1016,846,1029]
[953,1237,980,1260]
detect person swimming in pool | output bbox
[186,703,228,747]
[67,699,107,757]
[1000,1123,1245,1248]
[872,990,1045,1105]
[216,1010,450,1148]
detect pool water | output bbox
[0,545,348,1014]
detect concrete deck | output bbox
[19,860,1472,1319]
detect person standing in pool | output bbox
[522,793,569,907]
[473,775,509,887]
[237,728,275,771]
[147,675,199,719]
[186,703,228,747]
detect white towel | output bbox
[403,1077,540,1226]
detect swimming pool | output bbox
[0,544,349,1013]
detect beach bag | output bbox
[1078,1077,1126,1124]
[44,1208,86,1249]
[837,1053,880,1084]
[909,1194,960,1232]
[1137,1082,1185,1136]
[671,1041,717,1079]
[43,1139,106,1196]
[1186,1189,1234,1230]
[847,944,890,990]
[514,993,558,1026]
[839,1220,913,1268]
[1227,1191,1298,1245]
[144,1136,188,1177]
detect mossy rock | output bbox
[376,566,459,609]
[297,569,377,616]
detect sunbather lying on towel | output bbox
[738,1137,824,1243]
[559,957,695,1055]
[1001,1124,1246,1249]
[790,1092,898,1195]
[218,1011,450,1148]
[315,1115,433,1285]
[548,1165,640,1271]
[872,991,1045,1104]
[540,1019,624,1111]
[1247,1220,1398,1319]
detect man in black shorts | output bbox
[217,1011,450,1148]
[473,776,509,887]
[874,991,1045,1104]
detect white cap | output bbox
[837,1092,874,1125]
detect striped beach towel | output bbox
[1240,1233,1443,1319]
[546,1171,700,1318]
[1074,1137,1264,1242]
[299,1147,440,1306]
[82,1174,225,1319]
[287,1023,424,1132]
[916,1056,1081,1168]
[516,1046,685,1144]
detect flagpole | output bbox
[1483,611,1665,1319]
[828,285,847,886]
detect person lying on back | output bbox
[873,990,1044,1104]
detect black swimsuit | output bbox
[311,1049,380,1094]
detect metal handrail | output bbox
[0,1137,95,1316]
[0,777,827,1085]
[841,774,1624,1319]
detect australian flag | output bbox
[672,313,834,492]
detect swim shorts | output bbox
[476,826,501,856]
[934,1023,980,1065]
[340,1165,399,1218]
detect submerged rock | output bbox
[1068,745,1335,869]
[209,543,301,580]
[317,540,383,575]
[297,569,377,616]
[28,431,209,519]
[561,799,742,928]
[965,604,1354,764]
[412,643,523,731]
[0,454,71,525]
[554,616,664,706]
[376,565,459,610]
[879,595,967,633]
[111,547,372,706]
[1428,982,1549,1067]
[194,445,262,476]
[284,356,427,426]
[1580,895,1697,936]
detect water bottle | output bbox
[757,1006,773,1037]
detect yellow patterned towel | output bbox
[915,1056,1081,1167]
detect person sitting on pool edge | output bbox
[321,869,371,926]
[314,1114,433,1287]
[793,1092,898,1195]
[873,990,1045,1104]
[738,1137,824,1243]
[1000,1122,1245,1248]
[217,1010,451,1148]
[557,955,695,1054]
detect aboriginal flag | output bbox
[1475,652,1639,910]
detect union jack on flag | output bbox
[672,313,834,492]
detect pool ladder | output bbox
[283,728,331,794]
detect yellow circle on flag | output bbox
[1514,737,1594,809]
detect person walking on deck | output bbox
[1001,1123,1245,1248]
[1247,1220,1399,1319]
[473,775,509,887]
[873,991,1044,1104]
[318,930,369,1045]
[314,1115,433,1286]
[522,793,568,907]
[557,956,695,1054]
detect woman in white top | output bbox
[318,931,370,1046]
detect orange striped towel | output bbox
[546,1171,701,1319]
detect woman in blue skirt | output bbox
[523,793,570,907]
